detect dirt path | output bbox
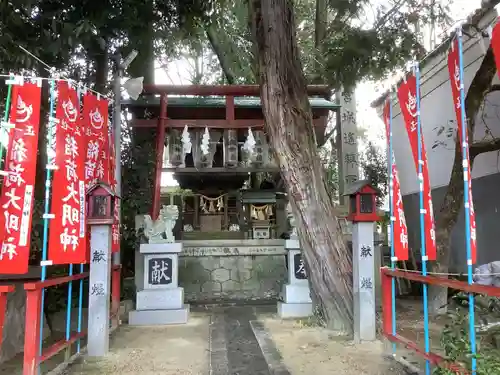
[2,303,433,375]
[255,319,407,375]
[65,314,210,375]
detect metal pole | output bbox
[457,28,477,374]
[113,54,122,266]
[415,62,431,375]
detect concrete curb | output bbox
[249,320,291,375]
[46,347,87,375]
[384,354,423,375]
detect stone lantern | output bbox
[86,181,118,356]
[344,180,381,343]
[87,182,118,225]
[345,180,380,223]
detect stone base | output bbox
[277,301,313,318]
[136,288,184,310]
[280,284,311,304]
[128,304,190,326]
[140,242,183,254]
[1,286,51,364]
[285,239,300,249]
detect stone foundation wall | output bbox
[0,284,51,364]
[179,255,287,302]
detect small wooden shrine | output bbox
[123,85,339,240]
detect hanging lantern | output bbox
[200,127,210,156]
[181,125,192,154]
[243,127,256,155]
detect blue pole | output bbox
[415,64,431,375]
[38,79,57,372]
[388,96,397,354]
[77,263,84,353]
[457,28,477,374]
[65,264,73,342]
[76,87,85,353]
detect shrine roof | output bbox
[121,96,339,110]
[343,179,381,196]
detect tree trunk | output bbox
[205,25,236,84]
[93,38,109,93]
[251,0,353,332]
[127,0,155,85]
[313,0,327,83]
[429,46,496,314]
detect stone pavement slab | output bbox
[209,305,273,375]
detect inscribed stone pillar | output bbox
[336,89,359,204]
[223,129,238,168]
[352,221,376,343]
[129,242,189,325]
[253,130,265,167]
[277,239,313,318]
[87,225,112,357]
[168,129,183,167]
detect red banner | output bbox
[0,81,42,274]
[109,130,120,253]
[383,100,409,261]
[491,19,500,78]
[397,74,437,260]
[83,93,110,189]
[48,81,87,265]
[447,38,477,264]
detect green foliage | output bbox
[120,129,157,276]
[434,293,500,375]
[319,0,452,90]
[360,141,387,207]
[0,0,458,313]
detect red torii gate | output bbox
[135,84,332,219]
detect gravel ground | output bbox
[65,314,210,375]
[1,301,444,375]
[260,319,407,375]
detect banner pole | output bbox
[415,63,431,375]
[457,28,477,373]
[387,96,397,354]
[38,79,57,373]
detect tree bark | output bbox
[93,38,109,93]
[251,0,353,332]
[312,0,327,83]
[127,0,155,85]
[429,46,496,314]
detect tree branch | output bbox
[470,137,500,158]
[319,126,336,147]
[374,0,407,31]
[205,25,236,84]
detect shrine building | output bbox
[123,84,346,303]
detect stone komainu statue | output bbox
[143,205,179,243]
